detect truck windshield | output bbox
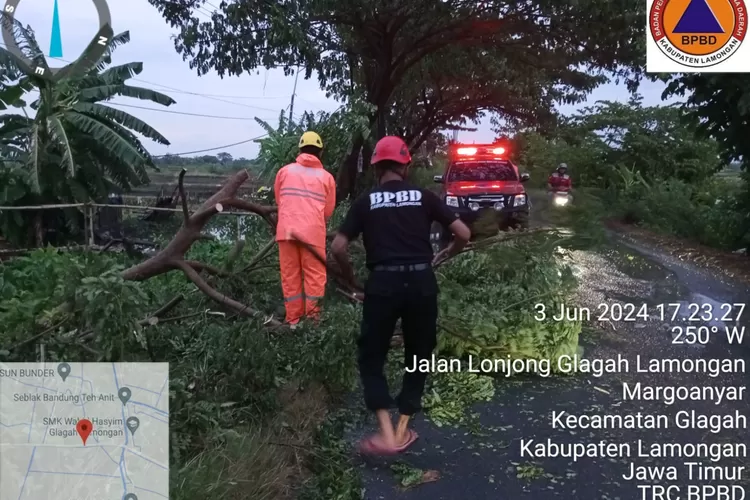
[446,161,517,182]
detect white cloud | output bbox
[5,0,673,157]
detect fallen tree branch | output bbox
[176,260,276,321]
[98,237,159,258]
[434,228,554,269]
[237,237,277,274]
[149,295,184,318]
[184,260,230,277]
[150,310,226,324]
[76,341,103,357]
[290,232,364,295]
[8,319,67,350]
[119,170,281,325]
[78,295,186,341]
[336,287,363,303]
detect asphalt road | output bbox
[355,193,750,499]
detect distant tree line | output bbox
[152,152,258,167]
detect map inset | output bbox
[0,362,169,500]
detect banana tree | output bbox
[254,102,372,182]
[0,15,175,245]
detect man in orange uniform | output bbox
[274,131,336,325]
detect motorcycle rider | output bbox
[547,163,572,192]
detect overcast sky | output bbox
[6,0,676,158]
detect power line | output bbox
[159,0,214,20]
[0,42,290,109]
[107,102,272,120]
[126,79,282,112]
[152,134,268,157]
[144,87,288,99]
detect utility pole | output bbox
[288,66,300,131]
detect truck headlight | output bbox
[468,202,480,211]
[446,196,459,208]
[514,195,527,206]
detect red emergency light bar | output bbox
[450,144,507,158]
[458,184,502,189]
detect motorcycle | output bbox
[551,191,571,207]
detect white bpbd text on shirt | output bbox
[369,190,423,209]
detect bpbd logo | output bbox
[2,0,113,79]
[649,0,747,69]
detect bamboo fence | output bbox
[0,201,249,255]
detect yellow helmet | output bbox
[299,131,323,149]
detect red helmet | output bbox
[371,136,411,165]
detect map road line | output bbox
[0,444,168,468]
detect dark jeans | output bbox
[358,268,438,415]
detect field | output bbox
[129,164,263,199]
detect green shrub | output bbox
[435,233,580,362]
[613,177,746,250]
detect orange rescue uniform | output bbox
[274,153,336,323]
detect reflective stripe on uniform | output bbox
[279,192,327,203]
[284,293,304,302]
[305,295,324,301]
[287,164,325,177]
[279,186,326,202]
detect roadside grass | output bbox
[602,177,748,251]
[173,382,332,500]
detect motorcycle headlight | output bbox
[554,196,569,206]
[514,195,527,207]
[445,196,459,208]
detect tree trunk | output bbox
[335,133,365,203]
[355,140,375,195]
[376,108,387,140]
[33,211,43,247]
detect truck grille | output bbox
[466,195,509,208]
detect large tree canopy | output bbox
[663,74,750,170]
[386,43,603,150]
[513,97,723,187]
[149,0,645,104]
[149,0,646,198]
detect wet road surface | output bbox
[356,196,750,499]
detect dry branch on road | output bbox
[115,171,550,330]
[119,169,280,324]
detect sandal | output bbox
[393,429,419,452]
[357,429,419,456]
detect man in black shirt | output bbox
[331,136,471,455]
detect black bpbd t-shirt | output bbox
[338,180,458,268]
